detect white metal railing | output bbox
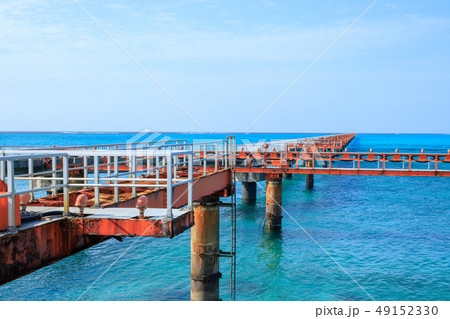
[0,138,238,232]
[0,153,67,231]
[0,148,196,231]
[1,139,235,178]
[142,139,232,175]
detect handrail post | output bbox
[203,144,207,176]
[131,155,137,198]
[28,158,34,201]
[94,155,100,207]
[147,151,151,174]
[188,152,193,210]
[0,152,5,181]
[173,149,178,178]
[232,137,236,168]
[52,156,57,195]
[221,141,224,167]
[107,147,112,183]
[83,156,88,188]
[114,155,119,203]
[225,140,229,169]
[7,160,16,230]
[166,153,173,220]
[63,155,70,215]
[173,155,177,179]
[156,155,160,186]
[215,142,218,172]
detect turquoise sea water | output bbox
[0,132,449,301]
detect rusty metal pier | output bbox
[1,133,449,300]
[234,133,450,230]
[0,137,237,300]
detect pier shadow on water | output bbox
[238,199,265,223]
[257,231,284,276]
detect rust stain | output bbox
[0,219,104,285]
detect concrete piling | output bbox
[191,196,221,301]
[306,161,314,189]
[265,174,282,230]
[241,181,256,202]
[306,174,314,189]
[235,172,265,203]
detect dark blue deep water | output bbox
[0,132,449,301]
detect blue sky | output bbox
[1,0,449,133]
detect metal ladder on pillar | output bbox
[229,136,237,301]
[219,136,237,301]
[230,169,237,301]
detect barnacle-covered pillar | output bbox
[191,196,221,301]
[265,174,282,230]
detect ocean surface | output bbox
[0,132,449,301]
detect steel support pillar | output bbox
[191,196,221,301]
[265,174,282,230]
[306,161,314,189]
[241,181,256,202]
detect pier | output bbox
[1,134,449,300]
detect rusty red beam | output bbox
[236,149,450,175]
[70,210,194,238]
[103,169,233,209]
[235,167,450,177]
[236,151,450,162]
